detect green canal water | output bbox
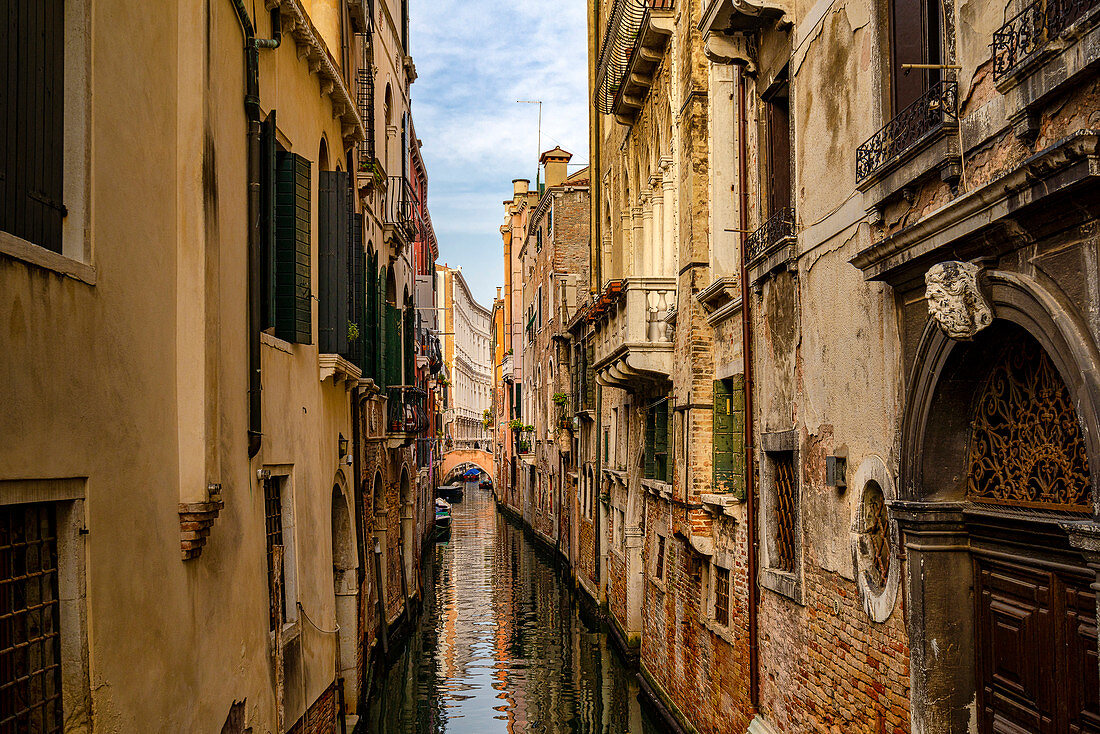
[364,486,665,733]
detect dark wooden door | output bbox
[976,555,1100,733]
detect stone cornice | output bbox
[272,0,366,144]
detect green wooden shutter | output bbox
[404,302,415,384]
[274,152,312,344]
[351,219,365,371]
[366,253,378,380]
[379,266,389,385]
[713,377,746,499]
[318,170,350,357]
[655,400,669,482]
[260,112,277,330]
[644,408,656,479]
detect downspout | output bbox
[226,0,281,458]
[350,387,366,716]
[737,67,760,712]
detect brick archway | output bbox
[440,449,494,485]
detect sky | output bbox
[409,0,589,310]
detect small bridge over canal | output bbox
[440,448,494,486]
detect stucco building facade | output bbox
[436,265,492,452]
[0,0,438,731]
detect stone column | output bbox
[649,177,663,278]
[890,501,974,734]
[661,160,676,277]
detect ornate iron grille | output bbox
[745,207,795,266]
[855,80,958,183]
[993,0,1099,79]
[714,566,730,627]
[861,483,890,590]
[772,453,797,573]
[594,0,647,114]
[0,503,62,734]
[262,478,286,630]
[966,336,1092,511]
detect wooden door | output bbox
[976,555,1100,733]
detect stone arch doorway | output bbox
[895,271,1100,734]
[330,476,359,716]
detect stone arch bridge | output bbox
[440,449,494,486]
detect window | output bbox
[1,0,66,254]
[772,452,797,573]
[889,0,942,114]
[644,399,670,482]
[263,477,286,630]
[714,566,730,627]
[0,503,62,732]
[267,141,312,345]
[536,226,542,252]
[713,377,746,498]
[763,72,791,219]
[654,533,666,580]
[318,170,364,365]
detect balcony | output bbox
[993,0,1100,82]
[387,385,428,447]
[591,278,675,390]
[856,80,958,187]
[594,0,674,124]
[356,66,379,181]
[383,176,417,246]
[746,207,795,282]
[501,353,514,383]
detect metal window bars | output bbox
[0,503,63,734]
[356,63,376,170]
[992,0,1099,79]
[745,207,795,266]
[855,79,958,183]
[262,478,286,630]
[772,453,797,573]
[384,176,416,243]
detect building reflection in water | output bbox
[366,488,660,733]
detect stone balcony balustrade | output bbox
[591,277,676,389]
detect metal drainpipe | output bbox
[738,67,760,712]
[226,0,280,458]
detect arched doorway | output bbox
[895,273,1100,733]
[330,481,358,716]
[399,466,414,600]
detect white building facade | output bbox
[437,265,493,451]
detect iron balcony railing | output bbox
[855,79,958,183]
[356,66,375,169]
[594,0,674,114]
[746,207,795,266]
[992,0,1099,79]
[384,176,416,242]
[387,385,429,434]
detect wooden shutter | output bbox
[714,379,734,491]
[655,400,669,482]
[366,253,378,380]
[890,0,941,113]
[644,408,656,479]
[765,84,791,216]
[318,170,351,357]
[351,216,366,371]
[404,301,415,384]
[1,0,66,253]
[385,304,401,387]
[274,152,312,344]
[260,113,278,330]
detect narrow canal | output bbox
[365,485,664,733]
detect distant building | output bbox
[436,265,493,451]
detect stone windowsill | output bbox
[0,231,96,285]
[760,567,802,605]
[700,615,736,647]
[648,573,667,594]
[640,479,673,500]
[701,493,742,519]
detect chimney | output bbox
[540,147,572,189]
[512,178,530,197]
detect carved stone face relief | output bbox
[924,261,993,340]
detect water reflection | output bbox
[366,487,662,733]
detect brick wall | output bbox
[287,680,338,734]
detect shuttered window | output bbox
[0,0,66,254]
[644,399,669,482]
[403,298,415,384]
[350,217,365,371]
[318,170,351,358]
[890,0,941,113]
[274,152,312,344]
[365,251,379,380]
[713,377,746,498]
[384,304,401,387]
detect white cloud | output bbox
[409,0,589,307]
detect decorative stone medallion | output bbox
[924,260,993,340]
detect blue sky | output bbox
[409,0,589,309]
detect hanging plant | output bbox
[347,321,360,342]
[552,392,569,406]
[508,419,525,431]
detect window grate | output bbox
[655,535,665,580]
[714,566,730,627]
[863,485,891,589]
[773,453,797,573]
[0,503,63,734]
[263,478,285,630]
